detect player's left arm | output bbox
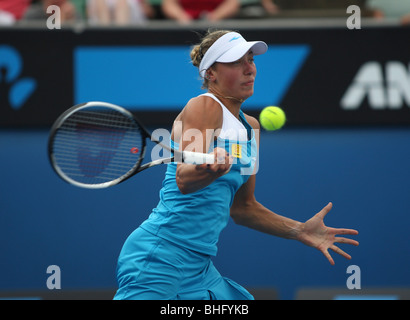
[230,114,359,265]
[230,114,303,240]
[230,174,304,240]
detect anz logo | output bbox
[0,45,37,110]
[341,61,410,110]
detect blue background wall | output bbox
[1,126,409,299]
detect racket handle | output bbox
[182,151,215,164]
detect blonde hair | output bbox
[190,29,233,89]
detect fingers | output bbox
[322,244,352,266]
[330,245,352,260]
[214,147,232,164]
[197,148,232,174]
[212,148,233,172]
[322,240,359,266]
[313,202,359,265]
[335,237,359,246]
[324,231,358,264]
[316,202,333,219]
[321,249,335,266]
[335,228,359,236]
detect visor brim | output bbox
[215,41,268,63]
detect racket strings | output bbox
[52,107,144,185]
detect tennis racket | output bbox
[48,101,214,189]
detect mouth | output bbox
[242,80,254,86]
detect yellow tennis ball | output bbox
[259,106,286,131]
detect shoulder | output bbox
[243,113,261,144]
[181,95,223,129]
[243,113,260,131]
[186,95,222,114]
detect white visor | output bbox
[199,32,268,78]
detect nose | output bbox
[243,59,255,75]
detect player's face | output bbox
[213,51,256,101]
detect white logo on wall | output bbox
[341,61,410,110]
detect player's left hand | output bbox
[297,202,359,265]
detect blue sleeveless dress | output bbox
[114,95,258,300]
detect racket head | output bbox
[48,101,147,189]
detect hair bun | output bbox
[190,45,202,67]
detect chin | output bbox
[243,89,254,100]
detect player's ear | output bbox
[206,70,215,82]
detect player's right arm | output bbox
[173,96,231,194]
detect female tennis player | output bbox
[114,30,359,300]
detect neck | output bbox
[212,92,245,103]
[208,88,244,118]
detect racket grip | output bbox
[182,151,215,164]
